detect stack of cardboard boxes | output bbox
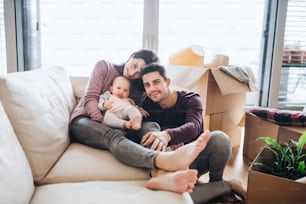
[167,64,251,147]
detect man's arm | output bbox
[165,93,203,145]
[142,91,204,148]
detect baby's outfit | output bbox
[98,91,141,129]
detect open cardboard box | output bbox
[166,65,250,115]
[209,109,245,147]
[247,147,306,203]
[243,112,306,160]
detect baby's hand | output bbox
[104,101,113,110]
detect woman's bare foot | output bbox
[155,130,211,171]
[146,169,198,194]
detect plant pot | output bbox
[282,49,291,63]
[290,50,304,64]
[246,147,306,203]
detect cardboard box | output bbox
[278,126,306,144]
[166,65,250,114]
[243,112,306,160]
[247,147,306,203]
[203,114,210,130]
[209,109,245,147]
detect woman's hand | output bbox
[141,131,171,151]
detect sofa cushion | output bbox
[41,143,150,184]
[69,76,88,103]
[31,180,193,204]
[0,102,34,204]
[250,107,306,127]
[0,67,76,182]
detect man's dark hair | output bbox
[140,63,167,80]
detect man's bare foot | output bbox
[155,130,211,171]
[146,169,198,194]
[225,179,246,201]
[131,116,141,130]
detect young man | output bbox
[140,64,246,203]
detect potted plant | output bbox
[254,132,306,180]
[246,132,306,203]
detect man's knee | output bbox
[210,130,231,145]
[209,131,232,155]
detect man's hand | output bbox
[141,131,171,151]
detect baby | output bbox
[98,76,142,130]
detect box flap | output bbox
[278,126,306,144]
[210,69,250,95]
[229,109,246,126]
[281,126,306,134]
[238,112,246,127]
[166,64,207,90]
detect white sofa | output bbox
[0,66,193,204]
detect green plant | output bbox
[254,132,306,180]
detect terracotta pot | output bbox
[282,49,291,63]
[290,50,304,63]
[303,51,306,64]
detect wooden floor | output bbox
[199,129,251,190]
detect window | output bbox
[6,0,266,107]
[259,0,305,110]
[39,1,265,78]
[158,0,265,107]
[278,0,306,108]
[158,0,265,69]
[0,0,7,74]
[40,0,144,75]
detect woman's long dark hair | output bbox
[114,49,159,91]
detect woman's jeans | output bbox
[70,117,158,169]
[70,117,232,201]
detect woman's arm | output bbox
[98,91,111,111]
[83,60,115,122]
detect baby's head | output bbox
[110,76,131,99]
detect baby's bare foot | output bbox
[131,116,142,130]
[124,121,132,129]
[146,169,198,194]
[156,130,211,171]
